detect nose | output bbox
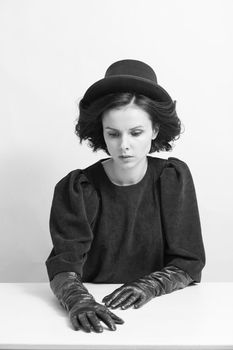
[119,135,130,151]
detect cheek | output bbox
[137,134,153,146]
[134,135,153,153]
[104,137,117,152]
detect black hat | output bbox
[81,59,173,105]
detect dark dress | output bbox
[46,156,205,284]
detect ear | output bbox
[152,127,159,140]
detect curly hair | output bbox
[75,92,182,154]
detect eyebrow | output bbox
[105,126,145,131]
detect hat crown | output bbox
[105,59,158,84]
[82,59,172,105]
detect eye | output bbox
[107,133,119,138]
[131,131,143,136]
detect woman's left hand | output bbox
[102,266,194,310]
[102,282,154,310]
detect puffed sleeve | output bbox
[45,170,99,281]
[160,157,206,282]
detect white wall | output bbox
[1,0,233,282]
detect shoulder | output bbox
[164,157,191,173]
[166,156,192,174]
[149,155,193,183]
[160,157,195,189]
[149,155,190,173]
[54,160,100,199]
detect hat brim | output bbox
[82,75,173,105]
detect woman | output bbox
[46,59,205,333]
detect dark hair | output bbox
[75,92,182,154]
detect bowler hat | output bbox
[81,59,173,105]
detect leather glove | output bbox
[102,266,193,310]
[50,272,124,333]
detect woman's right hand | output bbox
[69,299,124,332]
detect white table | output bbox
[0,283,233,349]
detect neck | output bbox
[106,157,148,186]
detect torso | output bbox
[82,156,167,283]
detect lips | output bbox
[119,155,133,158]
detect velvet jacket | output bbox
[46,156,205,284]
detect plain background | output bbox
[1,0,233,282]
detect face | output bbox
[102,103,158,169]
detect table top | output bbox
[0,282,233,349]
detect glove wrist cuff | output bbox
[50,272,95,311]
[135,265,193,298]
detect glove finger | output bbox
[102,287,124,305]
[96,310,116,331]
[133,296,148,309]
[109,290,133,309]
[120,294,140,310]
[70,314,81,331]
[107,310,125,324]
[78,313,92,333]
[86,312,103,333]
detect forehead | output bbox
[102,105,152,129]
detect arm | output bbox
[160,157,206,283]
[102,266,193,309]
[51,271,124,332]
[46,170,124,331]
[46,170,97,280]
